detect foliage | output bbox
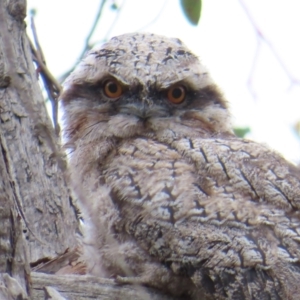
[233,127,251,138]
[180,0,202,25]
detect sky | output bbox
[26,0,300,164]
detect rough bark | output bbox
[0,0,77,298]
[0,129,30,299]
[0,0,77,264]
[31,273,181,300]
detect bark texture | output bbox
[0,0,76,298]
[31,272,181,300]
[0,0,77,264]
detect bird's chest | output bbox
[101,137,201,223]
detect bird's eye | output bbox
[167,85,186,104]
[103,79,123,99]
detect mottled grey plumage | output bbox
[60,33,300,299]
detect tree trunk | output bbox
[0,0,77,298]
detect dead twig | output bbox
[30,14,61,136]
[239,0,300,96]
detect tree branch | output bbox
[31,272,182,300]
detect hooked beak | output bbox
[119,103,168,119]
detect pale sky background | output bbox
[26,0,300,164]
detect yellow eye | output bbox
[103,79,123,99]
[167,85,186,104]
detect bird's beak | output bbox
[119,103,167,119]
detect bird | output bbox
[59,32,300,299]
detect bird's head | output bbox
[60,33,232,149]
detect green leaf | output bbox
[180,0,202,26]
[233,127,251,138]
